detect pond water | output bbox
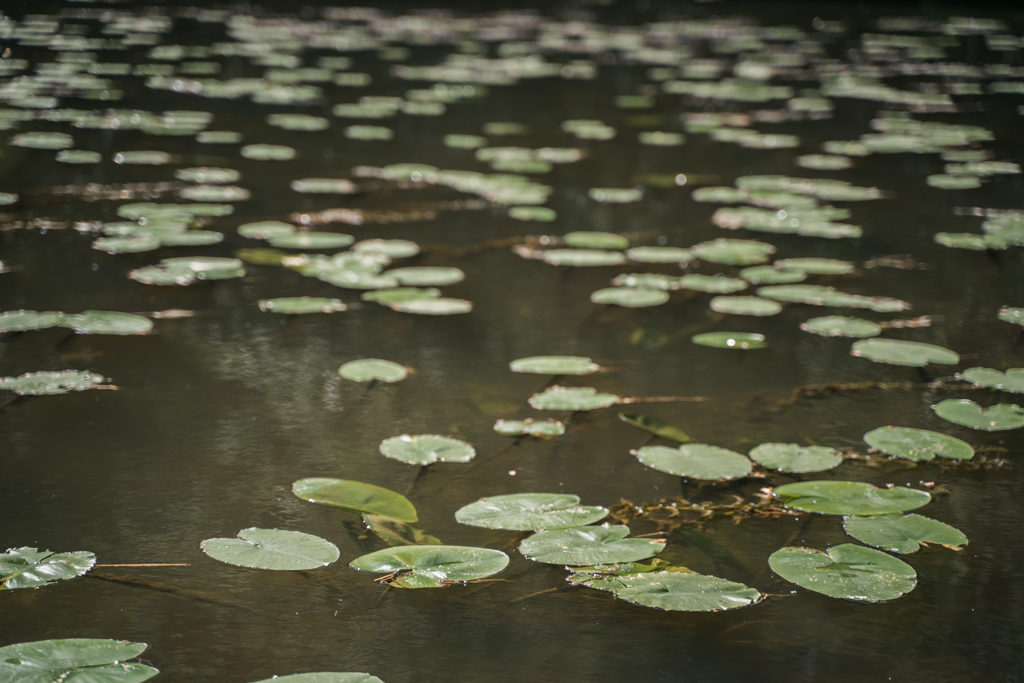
[1,1,1023,681]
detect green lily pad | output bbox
[11,131,74,149]
[678,274,748,294]
[843,513,968,554]
[583,570,761,612]
[250,673,383,683]
[379,434,476,465]
[493,418,565,437]
[851,338,959,367]
[618,412,691,443]
[773,257,855,275]
[345,124,393,141]
[241,143,296,160]
[508,206,557,222]
[178,185,249,202]
[520,524,665,566]
[362,288,441,305]
[541,249,627,267]
[611,274,684,291]
[589,187,641,203]
[801,315,882,338]
[774,481,931,515]
[200,528,339,570]
[934,233,1002,251]
[0,547,96,589]
[290,178,358,194]
[0,638,158,682]
[389,297,472,315]
[292,478,417,522]
[338,359,409,383]
[0,310,65,333]
[634,444,752,480]
[998,306,1024,327]
[625,246,694,264]
[528,385,620,411]
[353,239,420,259]
[709,296,782,316]
[93,234,162,254]
[349,545,509,588]
[758,285,909,312]
[61,311,153,335]
[455,493,607,530]
[749,443,843,473]
[563,231,629,250]
[863,426,974,461]
[960,367,1024,394]
[932,399,1024,431]
[591,287,670,308]
[691,238,775,266]
[258,297,347,315]
[176,167,240,184]
[268,232,354,250]
[769,543,917,602]
[509,355,599,375]
[927,174,981,190]
[384,266,465,287]
[691,331,765,349]
[0,370,110,396]
[238,221,296,240]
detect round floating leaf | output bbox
[801,315,881,338]
[379,434,476,465]
[0,547,96,589]
[389,297,472,315]
[259,297,347,315]
[612,273,683,291]
[93,234,161,254]
[625,246,694,264]
[520,524,665,566]
[863,426,974,461]
[508,206,556,222]
[679,274,748,294]
[843,513,968,554]
[11,131,74,149]
[563,231,629,250]
[591,287,669,308]
[691,238,775,266]
[338,359,408,383]
[250,673,383,683]
[769,544,916,602]
[998,306,1024,327]
[176,167,240,184]
[200,528,339,570]
[541,249,626,267]
[774,481,931,515]
[749,443,843,473]
[238,220,296,240]
[710,296,782,317]
[291,178,357,195]
[493,418,565,438]
[0,638,158,682]
[292,478,417,522]
[353,239,420,258]
[601,571,761,612]
[0,370,109,396]
[739,265,807,285]
[509,355,599,375]
[932,399,1024,431]
[851,338,959,367]
[528,385,619,411]
[0,310,65,333]
[774,257,855,275]
[350,545,509,588]
[927,174,981,190]
[634,444,752,480]
[960,367,1024,394]
[692,331,765,349]
[241,143,296,160]
[60,311,153,335]
[362,287,440,305]
[384,266,464,287]
[268,232,354,250]
[455,493,607,530]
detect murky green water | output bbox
[1,1,1023,681]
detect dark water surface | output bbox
[1,1,1023,681]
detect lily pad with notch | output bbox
[338,359,409,383]
[959,367,1024,394]
[591,288,669,308]
[773,480,931,515]
[510,355,599,375]
[863,426,974,461]
[389,297,472,315]
[250,673,383,683]
[0,638,159,682]
[455,493,607,530]
[633,444,752,480]
[0,547,96,589]
[843,513,967,554]
[768,543,916,602]
[0,370,110,396]
[379,434,476,465]
[520,524,665,566]
[200,528,339,570]
[801,315,881,338]
[749,442,842,473]
[493,418,565,437]
[528,385,620,411]
[710,296,782,317]
[575,569,762,612]
[932,399,1024,431]
[349,545,509,588]
[851,338,959,367]
[258,297,347,315]
[292,478,417,522]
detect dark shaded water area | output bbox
[1,1,1023,681]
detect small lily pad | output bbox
[379,434,476,465]
[455,493,607,530]
[634,444,752,480]
[932,399,1024,431]
[0,639,158,682]
[259,297,347,315]
[241,143,296,160]
[0,310,65,333]
[268,232,354,250]
[998,306,1024,327]
[200,528,339,570]
[349,545,509,588]
[692,331,765,349]
[863,426,974,461]
[563,231,629,250]
[520,524,664,566]
[0,370,110,396]
[739,265,807,285]
[769,543,917,602]
[625,246,694,264]
[60,311,153,335]
[774,480,931,515]
[389,297,472,315]
[749,443,843,473]
[591,287,669,308]
[362,288,440,305]
[338,359,408,383]
[585,571,761,612]
[678,274,748,294]
[843,513,968,554]
[960,367,1024,394]
[851,338,959,367]
[0,547,96,589]
[774,257,855,275]
[541,249,626,267]
[493,418,565,437]
[528,385,619,411]
[709,296,782,317]
[509,355,599,375]
[691,238,775,266]
[292,478,417,522]
[384,266,464,287]
[801,315,882,338]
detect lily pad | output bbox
[455,493,607,530]
[528,385,619,411]
[258,297,347,315]
[843,513,968,554]
[241,143,296,160]
[998,306,1024,327]
[349,545,509,588]
[384,266,464,287]
[618,412,691,443]
[60,311,153,335]
[932,399,1024,431]
[768,543,917,602]
[678,274,748,294]
[691,331,765,349]
[338,359,409,383]
[0,310,65,333]
[250,674,383,683]
[591,287,669,308]
[0,638,158,682]
[200,528,339,570]
[353,239,420,259]
[238,221,296,240]
[583,570,761,612]
[633,444,752,480]
[292,478,417,522]
[268,232,354,250]
[509,355,599,375]
[493,418,565,437]
[0,547,96,589]
[960,367,1024,394]
[863,426,974,461]
[379,434,476,465]
[774,480,931,515]
[625,246,694,264]
[0,370,110,396]
[362,288,440,305]
[563,231,629,250]
[541,249,626,267]
[851,338,959,367]
[710,296,782,317]
[691,238,776,266]
[749,443,843,473]
[389,297,472,315]
[801,315,882,338]
[773,257,855,275]
[520,524,665,566]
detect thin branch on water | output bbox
[94,563,190,568]
[618,395,709,404]
[509,586,562,604]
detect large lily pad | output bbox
[769,543,917,602]
[338,359,409,383]
[578,570,761,612]
[509,355,599,375]
[520,524,665,566]
[932,399,1024,431]
[851,338,959,367]
[0,370,110,396]
[774,481,931,515]
[863,426,974,461]
[292,478,417,522]
[250,674,383,683]
[455,493,607,530]
[200,528,339,570]
[749,443,843,473]
[634,444,752,480]
[843,513,968,554]
[0,638,158,682]
[0,547,96,589]
[528,385,619,411]
[378,434,476,465]
[349,545,509,588]
[960,367,1024,394]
